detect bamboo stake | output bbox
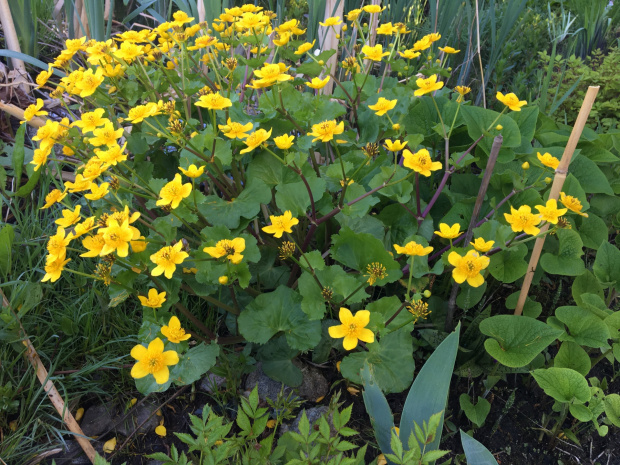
[514,86,599,316]
[0,290,97,463]
[0,0,30,94]
[0,101,46,127]
[319,0,344,95]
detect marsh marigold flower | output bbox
[438,46,460,54]
[536,199,567,224]
[346,9,361,20]
[262,210,298,238]
[412,36,432,51]
[95,143,128,166]
[537,152,560,170]
[363,5,385,13]
[72,108,107,133]
[252,63,292,86]
[402,148,442,177]
[89,122,123,147]
[203,238,245,264]
[559,192,588,217]
[41,255,71,283]
[294,40,315,55]
[274,134,295,150]
[55,205,82,228]
[80,234,106,257]
[365,262,387,285]
[130,338,179,384]
[470,238,495,253]
[75,68,104,98]
[99,219,137,257]
[414,75,444,96]
[138,288,167,308]
[195,93,232,110]
[240,128,272,154]
[41,189,66,209]
[384,139,407,151]
[65,174,93,193]
[156,174,192,209]
[320,16,342,27]
[219,119,253,139]
[179,164,204,178]
[455,86,471,103]
[22,99,48,124]
[496,91,527,111]
[47,227,72,261]
[448,250,490,288]
[435,223,462,239]
[362,44,389,61]
[329,308,374,350]
[393,241,433,256]
[399,49,421,59]
[85,182,110,201]
[150,242,189,279]
[368,97,397,116]
[504,205,541,235]
[306,76,330,89]
[161,316,191,343]
[309,120,344,142]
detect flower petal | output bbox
[357,328,375,344]
[130,344,148,361]
[162,350,180,366]
[342,335,359,351]
[329,324,347,339]
[148,337,164,354]
[467,273,485,288]
[338,307,354,325]
[153,366,170,384]
[131,361,149,379]
[353,310,370,327]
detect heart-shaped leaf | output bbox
[532,367,591,404]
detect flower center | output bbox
[146,355,164,373]
[348,323,357,335]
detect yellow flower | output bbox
[89,122,124,147]
[64,174,93,193]
[435,223,462,239]
[41,189,67,209]
[522,161,530,170]
[84,182,109,201]
[131,236,148,253]
[156,174,192,209]
[308,120,344,142]
[102,437,117,454]
[448,250,490,288]
[22,99,48,124]
[535,199,567,224]
[328,307,374,351]
[80,233,106,257]
[376,22,398,35]
[94,143,128,166]
[75,68,105,98]
[346,9,362,20]
[72,108,107,133]
[455,86,471,103]
[305,76,330,89]
[414,75,444,96]
[438,46,460,54]
[252,63,292,87]
[203,237,246,264]
[179,164,205,178]
[412,36,432,51]
[537,152,560,170]
[424,32,441,43]
[273,32,291,47]
[240,128,272,154]
[262,210,299,238]
[155,425,166,437]
[31,147,51,171]
[320,16,342,27]
[559,192,588,217]
[274,134,295,150]
[126,103,161,123]
[161,316,192,343]
[55,205,82,228]
[100,219,136,257]
[36,66,53,87]
[362,44,389,61]
[368,97,397,116]
[470,238,495,253]
[496,91,527,111]
[219,119,253,139]
[294,40,315,55]
[218,275,229,285]
[363,5,385,13]
[398,49,420,59]
[266,419,277,429]
[150,242,189,279]
[47,227,72,261]
[402,148,442,177]
[41,255,71,283]
[130,337,179,384]
[114,41,145,62]
[195,93,233,110]
[384,139,407,151]
[138,288,167,308]
[393,241,433,256]
[504,205,541,235]
[73,217,96,238]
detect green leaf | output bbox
[505,291,542,318]
[460,430,499,465]
[399,324,460,454]
[238,286,321,351]
[275,169,326,217]
[572,271,605,308]
[360,363,395,457]
[577,214,608,250]
[509,105,539,154]
[592,241,620,289]
[256,335,303,387]
[569,404,593,422]
[554,341,591,376]
[11,125,25,190]
[197,180,271,229]
[0,224,15,277]
[367,296,412,333]
[532,367,591,404]
[488,243,528,283]
[341,328,414,394]
[298,266,367,320]
[369,166,413,204]
[459,394,491,428]
[12,165,41,198]
[461,105,521,153]
[555,306,610,348]
[604,394,620,428]
[456,282,487,311]
[480,315,562,367]
[540,229,585,276]
[330,228,403,286]
[135,373,172,395]
[173,342,220,385]
[569,155,614,195]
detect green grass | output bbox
[0,173,142,465]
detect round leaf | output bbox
[532,367,591,404]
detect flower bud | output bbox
[336,34,340,39]
[342,24,348,31]
[423,290,432,298]
[522,162,530,170]
[545,177,552,184]
[392,123,400,131]
[218,275,229,285]
[495,124,503,130]
[318,60,324,65]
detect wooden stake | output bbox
[0,0,30,94]
[514,86,599,316]
[319,0,344,96]
[1,290,97,463]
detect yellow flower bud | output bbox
[318,60,324,65]
[495,124,503,130]
[545,177,552,184]
[218,275,229,285]
[336,34,340,39]
[342,24,348,31]
[423,290,432,298]
[392,123,401,131]
[522,162,530,170]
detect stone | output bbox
[115,401,160,436]
[244,362,329,403]
[279,406,332,436]
[44,439,105,465]
[297,364,329,402]
[244,363,294,403]
[199,372,227,393]
[80,403,117,437]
